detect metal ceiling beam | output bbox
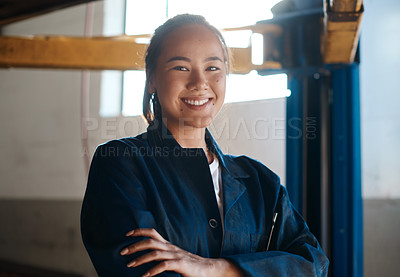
[0,36,148,71]
[0,25,282,74]
[329,0,363,12]
[323,0,363,64]
[0,0,99,26]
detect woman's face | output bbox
[150,24,227,130]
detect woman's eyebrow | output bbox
[167,56,191,63]
[166,56,223,63]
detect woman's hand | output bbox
[120,228,243,277]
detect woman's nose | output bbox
[187,70,208,91]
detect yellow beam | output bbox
[324,19,362,64]
[229,47,281,74]
[323,3,363,64]
[0,36,147,70]
[329,0,363,13]
[0,34,281,74]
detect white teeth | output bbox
[183,98,209,106]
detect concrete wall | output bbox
[363,199,400,277]
[360,0,400,275]
[361,0,400,199]
[0,3,104,276]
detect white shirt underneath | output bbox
[209,157,224,229]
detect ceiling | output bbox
[0,0,97,26]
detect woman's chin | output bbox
[183,118,213,129]
[161,111,217,130]
[179,116,214,129]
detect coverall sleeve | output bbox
[80,142,180,277]
[224,186,329,277]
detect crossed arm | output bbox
[120,228,243,277]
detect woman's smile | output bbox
[181,97,213,109]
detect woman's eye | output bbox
[207,66,220,71]
[173,66,188,71]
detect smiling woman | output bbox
[81,14,329,277]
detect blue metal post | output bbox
[286,74,304,213]
[331,64,363,277]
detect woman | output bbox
[81,14,329,277]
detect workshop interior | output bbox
[0,0,399,276]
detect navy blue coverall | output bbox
[81,122,329,276]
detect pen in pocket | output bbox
[266,212,278,251]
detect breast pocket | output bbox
[250,233,268,252]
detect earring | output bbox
[151,89,158,103]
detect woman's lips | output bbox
[182,98,210,106]
[181,98,212,110]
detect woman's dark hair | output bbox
[142,14,230,125]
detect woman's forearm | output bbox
[213,259,244,277]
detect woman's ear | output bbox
[148,84,154,95]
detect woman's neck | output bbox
[162,119,214,163]
[165,121,207,149]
